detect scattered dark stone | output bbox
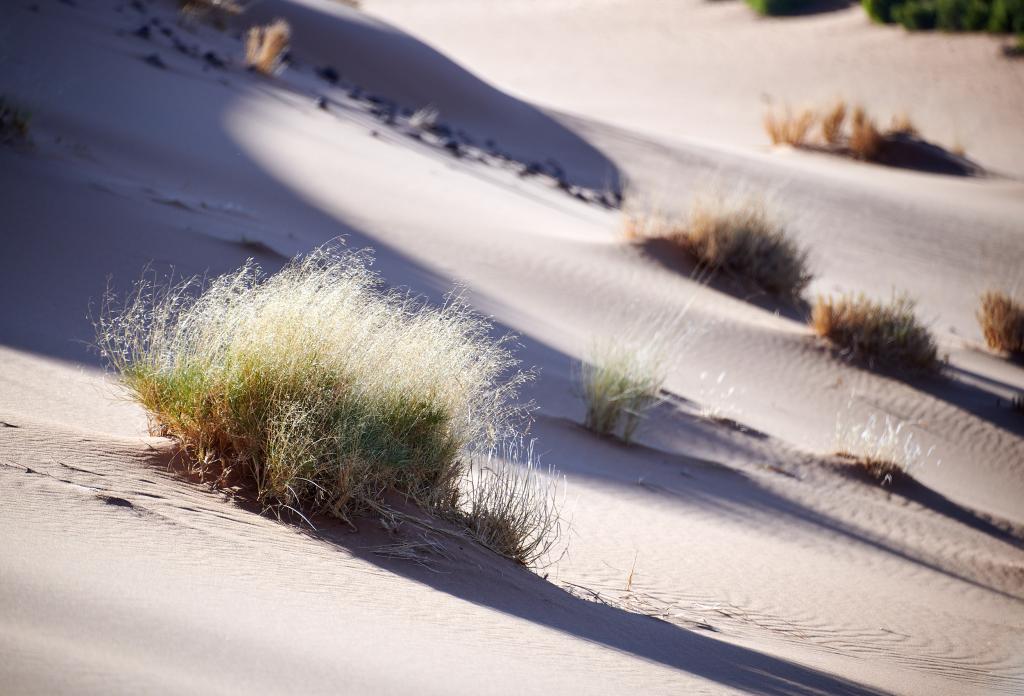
[366,94,382,105]
[315,96,328,110]
[433,123,452,138]
[520,161,542,177]
[281,51,294,66]
[160,26,172,37]
[142,53,166,69]
[203,51,224,68]
[58,0,75,6]
[316,66,340,84]
[99,495,134,508]
[400,107,413,118]
[573,191,587,202]
[556,177,570,191]
[348,86,363,100]
[485,138,496,149]
[371,130,379,138]
[171,38,191,55]
[129,0,144,12]
[442,138,462,157]
[30,3,40,12]
[133,24,151,39]
[151,16,160,26]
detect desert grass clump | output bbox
[245,19,291,76]
[977,290,1024,354]
[811,292,940,372]
[763,107,815,147]
[849,107,883,160]
[820,100,847,146]
[97,245,559,565]
[835,411,937,486]
[578,340,666,444]
[0,97,30,145]
[681,194,812,296]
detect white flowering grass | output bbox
[97,245,559,565]
[835,411,939,486]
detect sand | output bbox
[1,0,1022,693]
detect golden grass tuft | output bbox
[820,100,847,146]
[682,194,812,296]
[811,292,939,373]
[96,245,560,565]
[848,107,883,160]
[246,19,291,76]
[888,112,918,137]
[578,340,666,444]
[763,107,816,147]
[977,290,1024,355]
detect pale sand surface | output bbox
[1,0,1023,694]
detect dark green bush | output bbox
[893,1,938,27]
[863,0,1024,31]
[746,0,817,15]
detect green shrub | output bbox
[865,0,1024,31]
[746,0,816,15]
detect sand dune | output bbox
[1,0,1022,693]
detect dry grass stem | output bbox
[246,19,291,76]
[820,100,847,145]
[849,107,883,160]
[763,107,815,147]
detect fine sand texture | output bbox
[2,0,1023,694]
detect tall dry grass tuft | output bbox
[578,340,666,444]
[820,100,847,146]
[977,290,1024,355]
[246,19,291,75]
[811,292,939,373]
[763,107,816,147]
[97,245,560,565]
[683,194,812,296]
[849,107,883,160]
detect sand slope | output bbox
[1,0,1022,693]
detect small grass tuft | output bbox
[977,290,1024,355]
[835,411,937,487]
[811,292,940,373]
[849,106,883,160]
[682,194,812,296]
[578,340,666,444]
[409,105,440,132]
[246,19,291,76]
[820,100,847,146]
[0,97,30,145]
[763,107,815,147]
[97,245,559,565]
[888,111,918,137]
